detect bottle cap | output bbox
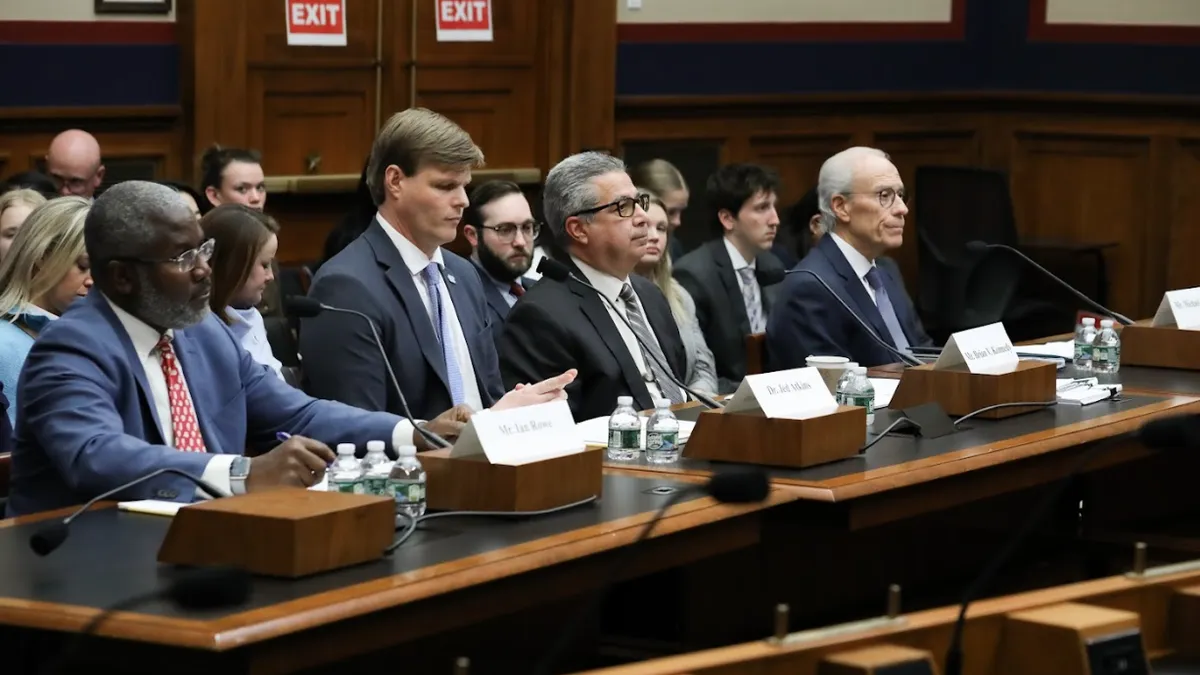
[336,443,355,455]
[853,366,867,375]
[1083,317,1096,325]
[396,445,417,458]
[617,396,634,406]
[1100,319,1114,327]
[655,398,670,409]
[366,440,385,453]
[843,362,858,371]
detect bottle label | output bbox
[608,428,641,450]
[646,431,678,451]
[332,480,363,494]
[850,395,874,414]
[388,479,425,504]
[363,477,388,494]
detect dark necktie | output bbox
[864,266,911,352]
[510,281,525,298]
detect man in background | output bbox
[45,129,105,199]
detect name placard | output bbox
[724,367,839,419]
[1152,287,1200,330]
[450,399,584,465]
[934,322,1019,374]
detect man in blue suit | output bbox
[767,147,933,369]
[7,181,470,517]
[301,109,572,419]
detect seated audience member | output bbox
[673,164,785,393]
[0,188,47,264]
[0,382,10,455]
[6,181,476,517]
[499,152,688,422]
[0,197,92,426]
[767,147,932,368]
[629,159,689,262]
[202,204,284,379]
[160,180,203,220]
[3,171,57,200]
[781,187,822,262]
[45,129,105,198]
[635,190,718,396]
[303,108,575,419]
[319,160,374,271]
[459,180,537,350]
[200,145,267,214]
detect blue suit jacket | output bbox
[471,259,534,356]
[766,234,932,369]
[6,292,401,517]
[301,221,504,420]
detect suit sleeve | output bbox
[497,300,587,420]
[676,286,720,395]
[765,276,853,369]
[464,272,505,405]
[300,271,390,412]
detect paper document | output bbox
[577,416,695,447]
[1056,377,1122,405]
[1015,341,1075,360]
[868,378,900,408]
[118,500,185,517]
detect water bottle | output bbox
[607,396,641,462]
[847,367,875,426]
[1073,317,1097,372]
[645,399,681,464]
[327,443,364,494]
[834,362,859,404]
[387,445,427,520]
[1092,319,1121,374]
[361,440,392,495]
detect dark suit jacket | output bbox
[766,234,932,369]
[497,261,687,422]
[470,259,534,355]
[301,221,504,420]
[0,381,10,456]
[673,238,785,393]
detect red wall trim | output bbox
[0,20,175,45]
[1028,0,1200,44]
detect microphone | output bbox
[784,268,923,367]
[1138,413,1200,450]
[532,467,770,675]
[286,296,451,450]
[965,241,1134,326]
[537,258,724,409]
[30,467,225,556]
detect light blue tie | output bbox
[864,266,911,353]
[421,263,466,406]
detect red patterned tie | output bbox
[510,281,525,298]
[156,335,207,453]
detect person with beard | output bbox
[460,180,537,352]
[5,181,474,517]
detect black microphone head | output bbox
[167,566,252,610]
[758,267,786,286]
[1139,415,1197,451]
[965,241,990,254]
[29,522,69,556]
[537,257,571,282]
[705,467,770,504]
[284,295,324,318]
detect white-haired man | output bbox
[765,147,932,368]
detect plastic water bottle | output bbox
[834,362,859,404]
[607,396,641,462]
[1092,319,1121,374]
[387,445,427,520]
[361,440,392,495]
[327,443,364,494]
[1073,317,1097,372]
[846,367,875,426]
[645,399,681,464]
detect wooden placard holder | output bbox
[1120,325,1200,370]
[818,644,938,675]
[420,446,603,512]
[683,406,865,469]
[889,360,1057,419]
[1169,584,1200,655]
[997,602,1148,675]
[158,489,395,578]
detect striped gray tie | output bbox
[618,283,685,405]
[738,267,765,333]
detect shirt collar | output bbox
[225,306,262,338]
[103,293,171,358]
[829,231,876,282]
[376,212,445,276]
[723,236,756,271]
[571,255,628,303]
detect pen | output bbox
[276,432,291,442]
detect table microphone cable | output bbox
[384,496,600,554]
[953,400,1059,428]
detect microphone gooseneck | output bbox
[967,241,1134,326]
[536,258,724,410]
[285,296,451,450]
[784,268,923,367]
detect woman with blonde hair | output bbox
[629,159,689,260]
[0,197,93,424]
[0,188,47,264]
[633,189,719,396]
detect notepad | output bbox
[117,499,185,517]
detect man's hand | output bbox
[246,436,336,492]
[493,369,578,411]
[414,403,475,450]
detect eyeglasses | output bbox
[480,220,541,243]
[569,193,650,220]
[847,187,907,209]
[112,239,215,273]
[48,172,93,195]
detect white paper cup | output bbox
[805,355,851,394]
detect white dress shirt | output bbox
[226,306,284,380]
[829,231,878,304]
[571,256,666,401]
[378,213,484,412]
[724,236,765,318]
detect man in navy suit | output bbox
[0,381,10,456]
[301,109,572,420]
[460,180,537,354]
[7,181,473,517]
[767,147,933,368]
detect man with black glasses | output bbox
[498,152,687,422]
[460,180,538,352]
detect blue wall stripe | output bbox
[0,45,178,107]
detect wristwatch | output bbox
[229,456,252,495]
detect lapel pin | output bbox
[446,273,457,284]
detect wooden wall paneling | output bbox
[247,0,380,65]
[565,0,617,154]
[1009,131,1152,318]
[416,68,540,171]
[1167,138,1200,294]
[178,0,249,178]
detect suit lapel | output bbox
[709,240,750,334]
[472,260,511,323]
[441,258,493,397]
[817,235,895,346]
[365,224,451,393]
[92,294,166,442]
[566,267,656,410]
[172,330,224,455]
